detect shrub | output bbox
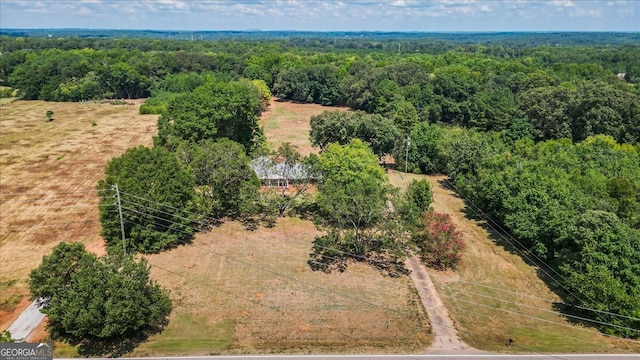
[412,211,465,270]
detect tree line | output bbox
[18,35,639,352]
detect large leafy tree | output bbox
[98,146,196,254]
[29,243,171,357]
[310,110,400,159]
[156,80,263,152]
[314,139,390,255]
[179,139,260,219]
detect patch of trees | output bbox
[431,129,640,337]
[29,243,171,357]
[156,78,264,152]
[3,37,638,145]
[98,146,196,254]
[309,139,463,275]
[309,110,400,159]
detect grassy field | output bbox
[0,99,430,355]
[0,99,156,328]
[388,171,640,353]
[258,99,348,156]
[134,99,430,355]
[135,219,429,355]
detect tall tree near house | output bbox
[314,139,390,255]
[98,146,196,254]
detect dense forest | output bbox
[3,32,638,341]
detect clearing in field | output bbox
[0,98,431,355]
[258,98,348,156]
[0,100,157,330]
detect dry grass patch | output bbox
[139,218,430,355]
[259,99,348,156]
[388,170,640,353]
[0,100,157,328]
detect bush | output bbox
[412,211,465,270]
[139,91,179,115]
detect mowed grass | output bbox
[0,99,157,328]
[136,219,430,355]
[388,171,640,353]
[136,100,430,354]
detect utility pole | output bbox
[405,137,410,175]
[114,184,126,256]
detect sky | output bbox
[0,0,638,32]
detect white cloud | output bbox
[570,7,603,17]
[551,0,575,7]
[75,6,92,15]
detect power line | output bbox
[116,188,640,327]
[452,279,640,322]
[439,283,640,334]
[121,207,577,358]
[438,291,640,344]
[420,166,593,308]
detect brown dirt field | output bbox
[0,99,157,330]
[259,98,348,156]
[138,218,430,355]
[388,170,640,353]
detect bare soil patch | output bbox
[0,99,157,330]
[388,170,640,353]
[259,98,348,156]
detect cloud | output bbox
[551,0,575,7]
[570,7,603,17]
[75,6,92,15]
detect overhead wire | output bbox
[120,204,580,358]
[115,191,640,338]
[419,164,612,314]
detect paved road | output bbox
[6,299,45,341]
[405,255,474,352]
[56,355,640,360]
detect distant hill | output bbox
[1,28,639,46]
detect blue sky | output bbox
[1,0,638,32]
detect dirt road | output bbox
[405,256,476,353]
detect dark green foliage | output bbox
[519,82,640,144]
[556,211,640,337]
[309,110,400,159]
[273,64,343,105]
[98,146,196,254]
[29,243,171,357]
[179,139,260,219]
[156,80,263,152]
[394,122,442,174]
[435,129,640,337]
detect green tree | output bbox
[314,139,389,256]
[556,210,640,337]
[156,80,263,152]
[98,146,196,254]
[400,179,434,228]
[394,122,442,174]
[29,243,171,357]
[183,139,260,219]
